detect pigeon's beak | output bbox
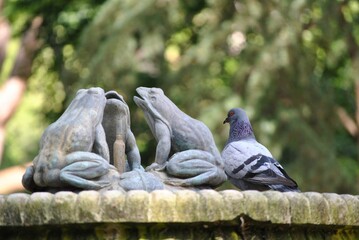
[223,117,229,124]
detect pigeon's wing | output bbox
[222,139,299,191]
[222,139,271,167]
[228,152,298,187]
[222,140,270,178]
[222,140,297,187]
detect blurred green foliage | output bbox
[2,0,358,194]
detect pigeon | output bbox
[221,108,300,192]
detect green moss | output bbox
[198,190,224,221]
[149,190,176,222]
[100,190,126,222]
[175,190,200,222]
[4,193,29,225]
[77,191,101,222]
[51,192,78,223]
[323,193,349,225]
[284,192,310,224]
[124,190,149,222]
[0,195,7,224]
[341,194,359,225]
[229,231,241,240]
[24,192,54,225]
[263,191,290,224]
[242,191,269,222]
[220,190,245,221]
[304,192,330,224]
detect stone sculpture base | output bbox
[0,190,358,239]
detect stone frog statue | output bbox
[102,90,141,172]
[133,87,227,187]
[102,90,164,191]
[22,87,122,192]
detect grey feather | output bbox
[222,108,300,192]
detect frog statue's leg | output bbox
[146,122,171,171]
[60,151,114,190]
[92,124,110,161]
[165,150,227,187]
[125,129,142,170]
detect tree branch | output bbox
[336,106,358,137]
[0,17,10,72]
[356,80,359,126]
[0,16,43,164]
[0,77,26,125]
[10,16,43,79]
[0,162,30,194]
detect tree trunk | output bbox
[0,15,10,72]
[0,16,42,164]
[356,80,359,162]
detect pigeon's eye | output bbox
[229,111,234,117]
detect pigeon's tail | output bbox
[229,177,271,191]
[269,184,300,192]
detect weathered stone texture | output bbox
[0,190,358,239]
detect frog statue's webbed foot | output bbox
[163,178,187,186]
[145,162,167,172]
[60,152,113,190]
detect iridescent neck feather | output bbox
[227,120,255,143]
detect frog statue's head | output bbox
[104,90,130,125]
[105,90,128,108]
[67,87,107,125]
[133,87,173,132]
[74,87,106,107]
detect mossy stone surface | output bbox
[77,190,102,222]
[24,192,54,225]
[198,190,225,221]
[220,190,245,220]
[123,190,150,222]
[100,190,126,222]
[149,190,177,222]
[304,192,330,224]
[0,190,358,239]
[51,191,78,223]
[3,193,29,225]
[263,190,290,224]
[0,190,358,227]
[322,193,350,225]
[174,190,200,222]
[342,194,359,225]
[242,190,269,222]
[284,191,311,224]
